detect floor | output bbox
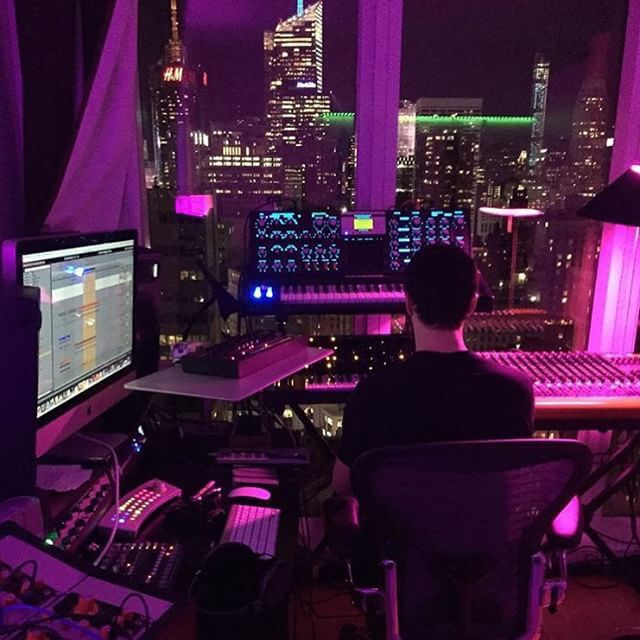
[290,575,640,640]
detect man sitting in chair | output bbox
[332,244,535,496]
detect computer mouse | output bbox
[228,486,271,501]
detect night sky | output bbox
[139,0,627,143]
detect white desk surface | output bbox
[124,346,333,402]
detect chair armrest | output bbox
[546,496,583,551]
[323,497,362,560]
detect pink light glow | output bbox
[175,194,213,218]
[478,207,544,218]
[551,495,581,538]
[630,164,640,174]
[588,224,640,351]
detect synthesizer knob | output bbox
[73,596,99,615]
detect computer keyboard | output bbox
[220,504,280,557]
[98,541,183,590]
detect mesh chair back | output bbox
[352,439,591,640]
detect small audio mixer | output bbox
[180,332,307,377]
[98,541,183,590]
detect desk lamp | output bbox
[577,165,640,226]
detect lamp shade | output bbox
[478,206,543,219]
[577,166,640,226]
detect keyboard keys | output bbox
[221,504,280,557]
[279,282,405,306]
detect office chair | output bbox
[325,439,592,640]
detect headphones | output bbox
[189,542,289,617]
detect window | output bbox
[139,0,357,344]
[397,0,628,351]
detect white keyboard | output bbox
[220,504,280,557]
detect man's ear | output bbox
[405,293,414,317]
[467,291,479,318]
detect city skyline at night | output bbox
[141,0,626,350]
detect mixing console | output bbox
[269,338,640,426]
[244,208,471,314]
[480,351,640,397]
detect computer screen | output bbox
[3,231,136,426]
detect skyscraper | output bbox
[264,1,333,205]
[204,118,284,270]
[529,53,550,168]
[397,100,416,205]
[565,34,613,202]
[146,1,216,355]
[150,0,207,191]
[414,98,482,213]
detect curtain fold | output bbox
[46,0,147,242]
[0,0,25,245]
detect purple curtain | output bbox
[0,0,25,244]
[45,0,148,243]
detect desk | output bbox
[125,347,332,401]
[125,344,336,491]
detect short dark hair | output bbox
[404,245,478,329]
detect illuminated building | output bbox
[150,0,207,190]
[342,135,356,208]
[533,208,600,348]
[146,189,217,356]
[204,118,284,272]
[478,145,528,238]
[264,1,333,205]
[414,98,482,216]
[529,53,550,168]
[528,147,568,211]
[565,34,613,202]
[397,100,416,205]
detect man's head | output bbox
[404,245,479,330]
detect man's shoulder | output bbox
[469,353,534,395]
[352,360,410,395]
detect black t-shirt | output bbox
[338,350,535,466]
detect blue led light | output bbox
[252,286,263,300]
[266,287,274,299]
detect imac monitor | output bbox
[2,230,137,455]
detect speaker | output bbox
[135,247,161,377]
[0,285,40,501]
